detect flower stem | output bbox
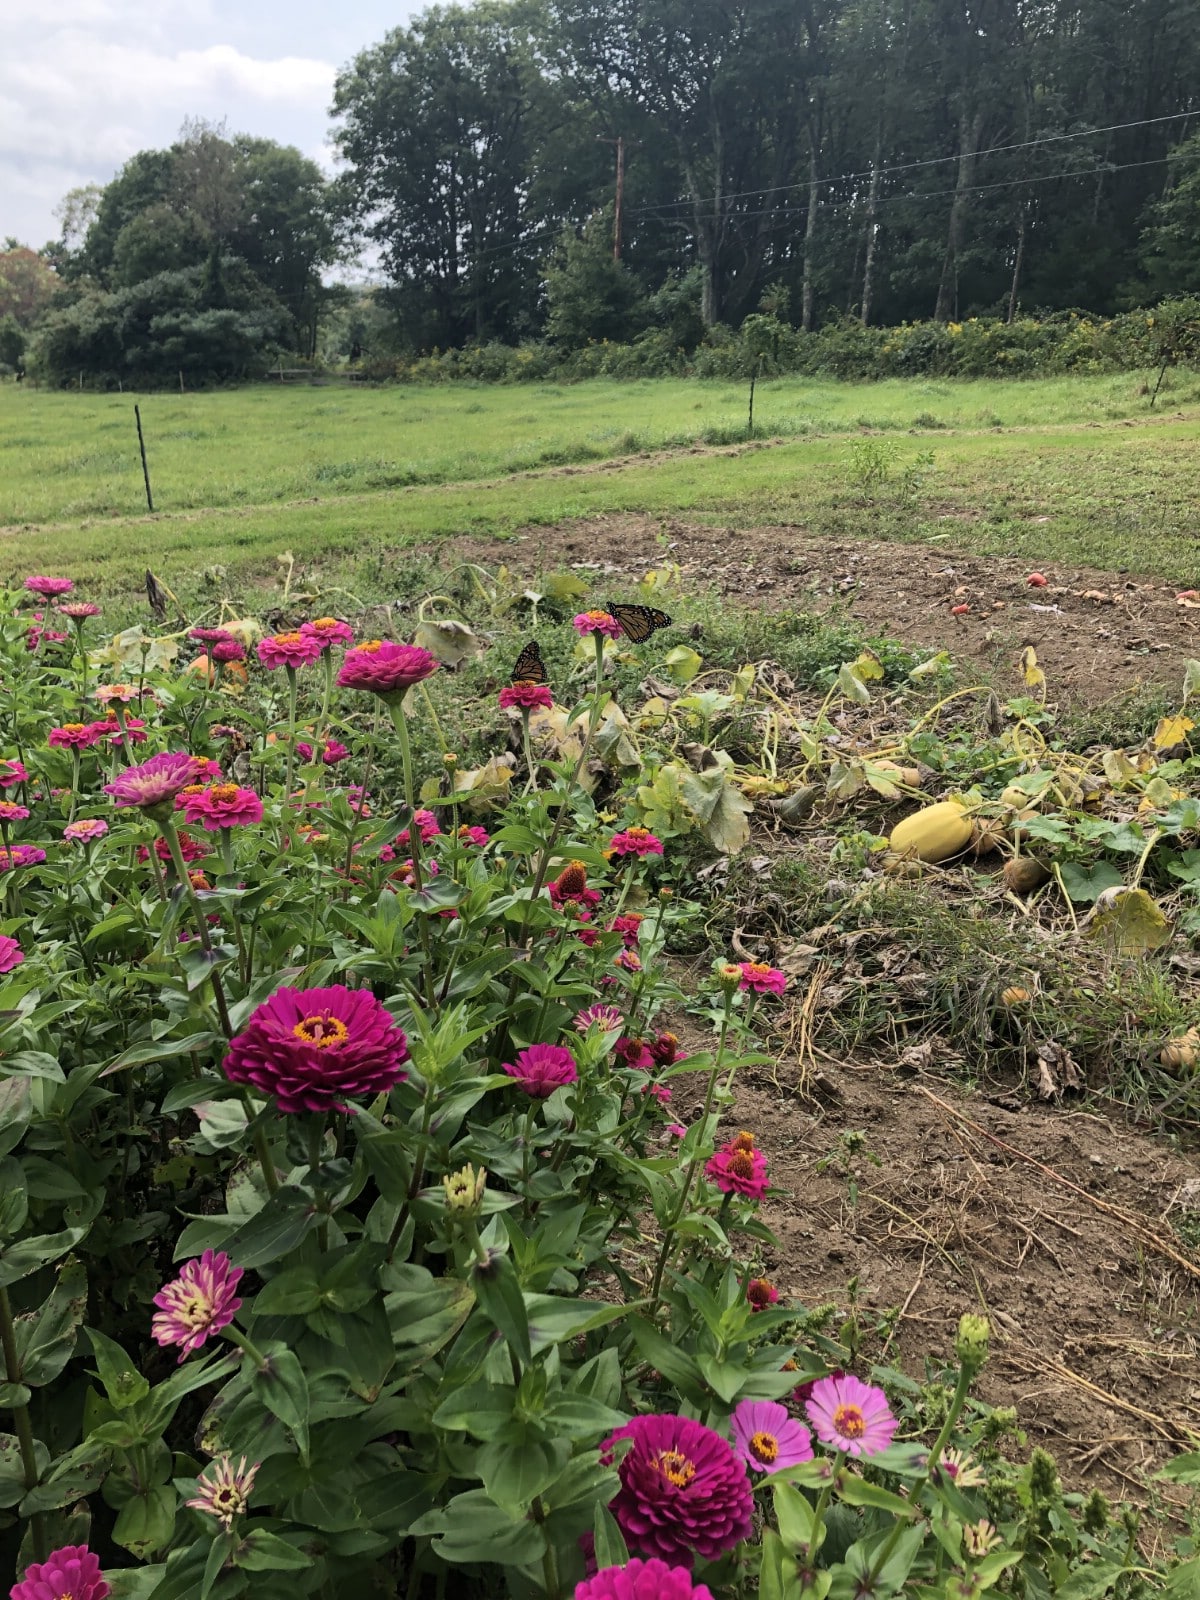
[283,666,299,815]
[0,1285,49,1561]
[158,814,233,1039]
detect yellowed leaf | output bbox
[1018,646,1046,696]
[854,649,885,682]
[1153,714,1195,752]
[1085,887,1171,955]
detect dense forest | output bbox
[5,0,1200,383]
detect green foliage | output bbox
[545,212,646,348]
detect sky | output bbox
[1,1,420,250]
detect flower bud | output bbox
[954,1311,991,1377]
[443,1163,486,1217]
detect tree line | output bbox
[7,0,1200,383]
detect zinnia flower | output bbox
[186,1455,259,1530]
[963,1519,1001,1558]
[503,1043,578,1097]
[0,846,46,870]
[296,738,350,766]
[257,631,324,670]
[64,819,108,843]
[10,1544,109,1600]
[90,716,147,746]
[574,1003,625,1033]
[705,1137,770,1200]
[738,961,788,997]
[151,1250,244,1361]
[105,752,202,811]
[94,683,140,705]
[190,627,237,645]
[573,609,624,640]
[804,1373,897,1459]
[746,1277,779,1312]
[394,809,441,849]
[301,616,354,648]
[336,639,438,700]
[729,1399,813,1475]
[608,827,664,858]
[138,830,206,865]
[0,759,28,789]
[576,1560,715,1600]
[222,984,410,1113]
[609,913,644,948]
[499,682,554,711]
[457,824,490,847]
[0,801,30,822]
[935,1447,986,1488]
[549,861,602,910]
[615,1035,654,1070]
[48,722,102,750]
[212,638,246,663]
[602,1413,753,1565]
[0,934,24,974]
[23,575,73,597]
[182,783,264,831]
[56,601,100,620]
[649,1031,680,1066]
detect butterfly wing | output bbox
[607,602,673,644]
[511,639,549,684]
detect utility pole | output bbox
[596,135,632,260]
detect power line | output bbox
[626,107,1199,222]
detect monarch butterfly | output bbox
[606,601,673,644]
[511,639,549,685]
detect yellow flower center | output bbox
[745,961,772,978]
[625,826,650,840]
[654,1449,696,1488]
[293,1013,349,1048]
[750,1431,779,1465]
[274,631,305,645]
[179,1292,214,1330]
[214,1486,242,1511]
[358,639,383,653]
[731,1130,757,1152]
[62,722,86,734]
[208,784,240,804]
[585,609,610,623]
[313,617,337,628]
[833,1403,866,1440]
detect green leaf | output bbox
[836,1472,917,1518]
[86,1326,150,1409]
[0,1222,92,1288]
[680,757,753,854]
[663,645,703,685]
[112,1485,177,1558]
[773,1480,818,1553]
[1058,860,1124,904]
[470,1253,532,1364]
[252,1268,322,1317]
[837,662,871,705]
[627,1316,704,1397]
[250,1347,310,1460]
[1159,1449,1200,1485]
[760,1525,800,1600]
[525,1294,634,1354]
[422,1488,548,1567]
[233,1530,312,1571]
[477,1435,571,1512]
[0,1432,50,1509]
[593,1503,629,1571]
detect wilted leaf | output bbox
[634,697,671,730]
[825,761,866,802]
[1153,715,1195,752]
[853,649,884,682]
[1018,646,1046,696]
[592,702,640,769]
[528,705,583,764]
[729,663,756,702]
[91,626,178,675]
[452,756,515,811]
[542,572,589,602]
[909,651,951,680]
[413,618,485,669]
[1183,660,1200,704]
[221,617,263,648]
[1085,887,1171,953]
[836,663,871,705]
[663,646,703,686]
[680,754,753,854]
[1101,750,1139,787]
[636,764,692,839]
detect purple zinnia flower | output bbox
[104,752,201,811]
[602,1413,753,1565]
[23,576,74,597]
[222,983,410,1113]
[503,1043,578,1097]
[0,934,24,974]
[10,1543,109,1600]
[729,1399,813,1474]
[151,1250,244,1362]
[0,845,46,870]
[576,1560,715,1600]
[804,1373,897,1459]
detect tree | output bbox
[111,204,209,287]
[0,247,58,326]
[0,314,25,371]
[1138,131,1200,299]
[545,209,645,344]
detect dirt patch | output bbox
[437,512,1200,704]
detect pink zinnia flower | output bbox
[151,1250,244,1362]
[615,949,642,973]
[573,609,623,640]
[105,752,202,811]
[615,1035,654,1071]
[296,738,350,766]
[24,575,74,597]
[666,1122,687,1139]
[574,1003,625,1033]
[729,1399,813,1475]
[222,984,410,1113]
[138,830,206,865]
[548,861,602,910]
[609,913,644,949]
[337,639,439,700]
[11,1544,109,1600]
[48,722,102,751]
[804,1373,897,1459]
[746,1277,779,1312]
[641,1081,670,1104]
[394,809,441,849]
[738,961,788,997]
[499,682,554,711]
[186,1454,260,1530]
[94,682,140,705]
[0,801,30,822]
[190,627,236,644]
[257,630,324,670]
[608,827,664,858]
[0,846,46,870]
[90,716,147,746]
[0,759,28,789]
[457,824,490,847]
[602,1413,753,1564]
[183,783,264,831]
[503,1043,578,1097]
[0,934,24,974]
[212,638,246,663]
[649,1031,680,1066]
[705,1136,770,1200]
[576,1560,715,1600]
[301,616,354,649]
[56,601,100,620]
[64,819,108,843]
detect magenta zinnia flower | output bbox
[257,630,324,670]
[0,801,30,822]
[0,934,24,974]
[503,1043,578,1097]
[11,1543,109,1600]
[24,575,73,597]
[151,1250,244,1362]
[608,827,664,858]
[89,716,147,746]
[804,1373,897,1459]
[212,637,246,663]
[746,1277,779,1312]
[394,809,441,849]
[48,722,102,751]
[729,1399,813,1475]
[296,738,350,766]
[190,627,236,645]
[0,759,28,789]
[499,682,554,711]
[576,1560,715,1600]
[301,616,354,649]
[186,1454,260,1530]
[56,601,100,620]
[573,609,623,640]
[705,1136,770,1200]
[105,752,202,811]
[222,984,410,1113]
[337,639,439,700]
[0,846,46,870]
[182,783,263,831]
[574,1003,625,1033]
[64,818,108,843]
[602,1413,753,1565]
[738,961,788,997]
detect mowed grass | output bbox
[2,373,1199,601]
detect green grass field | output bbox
[3,372,1200,599]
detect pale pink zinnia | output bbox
[56,601,100,620]
[105,752,202,810]
[257,630,324,670]
[576,1561,715,1600]
[602,1413,753,1564]
[729,1399,813,1474]
[804,1373,897,1459]
[573,609,624,640]
[337,639,439,700]
[222,984,410,1113]
[608,827,664,858]
[10,1544,109,1600]
[0,934,24,974]
[24,576,74,597]
[186,1454,260,1530]
[503,1043,578,1097]
[151,1249,244,1362]
[64,818,108,843]
[94,682,140,705]
[738,961,788,997]
[574,1003,625,1033]
[301,616,355,649]
[182,783,263,831]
